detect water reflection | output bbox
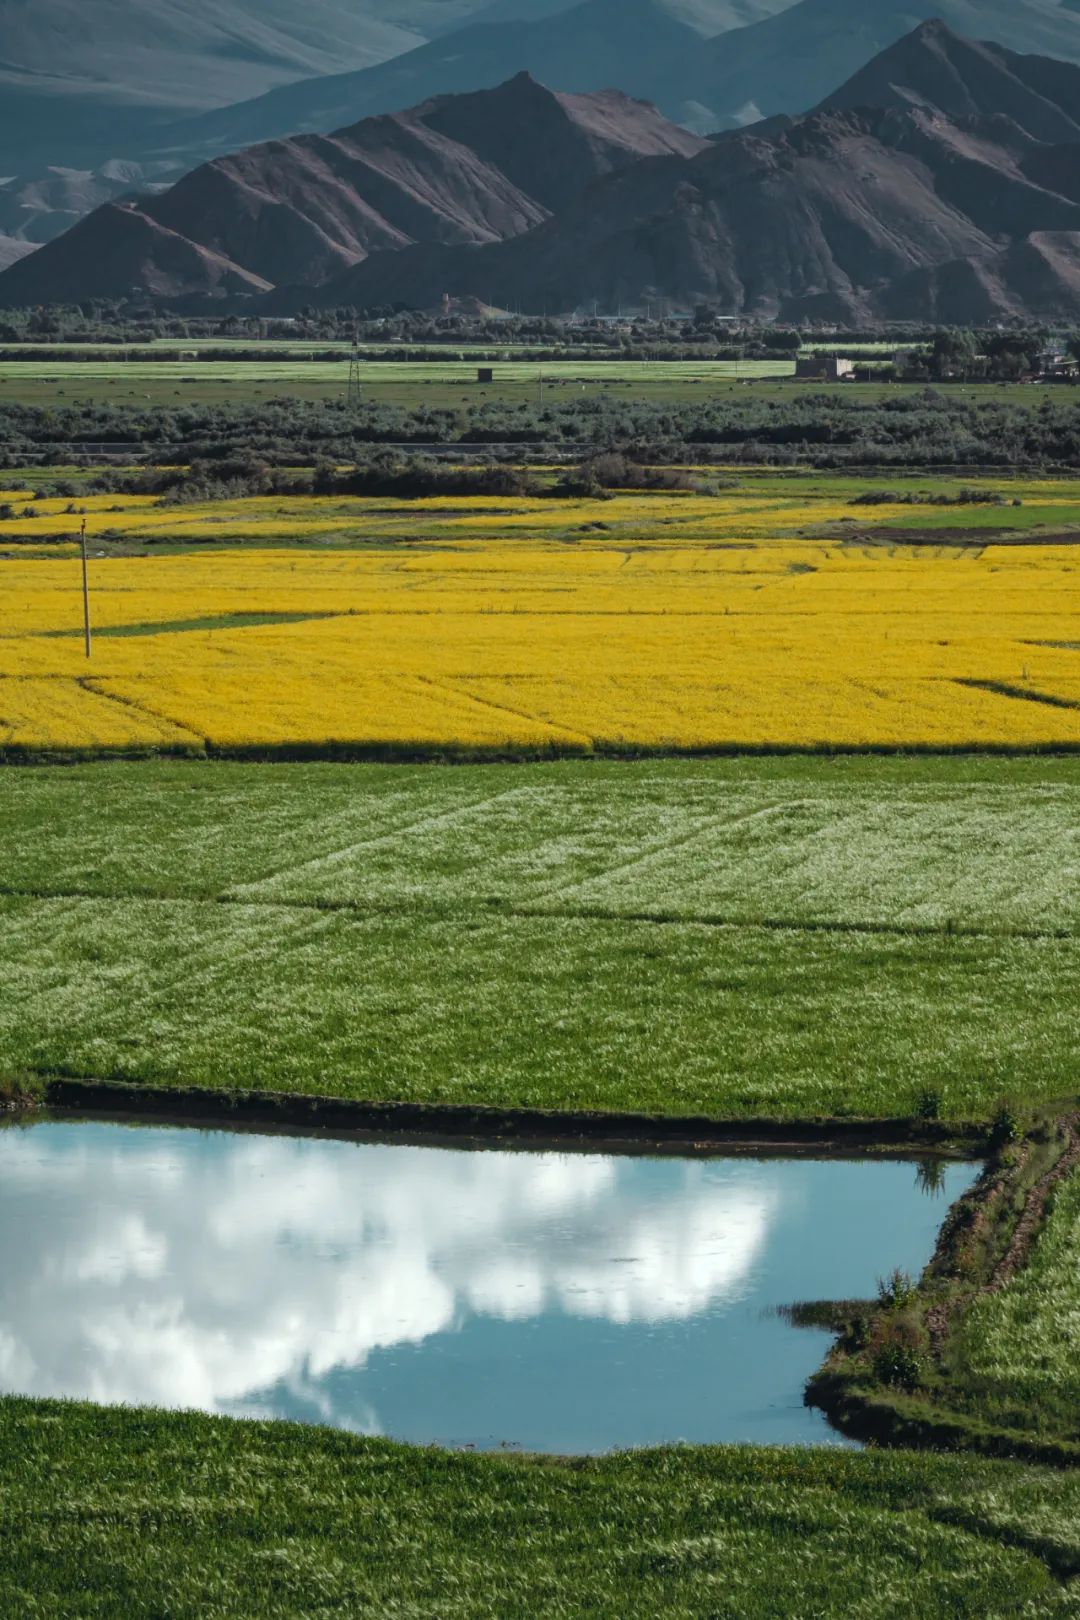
[0,1123,977,1451]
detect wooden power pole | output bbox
[80,520,92,659]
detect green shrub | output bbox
[874,1344,925,1389]
[877,1269,918,1311]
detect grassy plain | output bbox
[0,756,1077,1122]
[0,357,795,407]
[0,355,1071,408]
[3,474,1080,755]
[4,1398,1080,1619]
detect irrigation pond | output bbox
[0,1120,979,1453]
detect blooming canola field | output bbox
[3,484,1080,755]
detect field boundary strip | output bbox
[0,884,1073,945]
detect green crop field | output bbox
[2,756,1078,1123]
[0,356,796,407]
[0,356,1069,408]
[2,1399,1080,1619]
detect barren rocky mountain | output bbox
[819,17,1080,141]
[301,27,1080,322]
[0,77,705,305]
[8,19,1080,320]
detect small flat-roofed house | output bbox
[795,356,856,381]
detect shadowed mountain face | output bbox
[297,27,1080,322]
[0,78,706,305]
[819,18,1080,142]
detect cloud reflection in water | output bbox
[0,1125,779,1430]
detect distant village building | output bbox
[795,355,856,381]
[1034,347,1079,381]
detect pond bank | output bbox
[22,1076,988,1159]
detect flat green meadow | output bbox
[2,1399,1080,1619]
[1,755,1078,1122]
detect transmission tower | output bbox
[346,339,363,411]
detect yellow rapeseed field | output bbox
[3,487,1080,753]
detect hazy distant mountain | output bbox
[0,77,705,304]
[0,0,432,173]
[0,0,423,113]
[146,0,1080,164]
[299,25,1080,322]
[0,163,175,247]
[659,0,1080,128]
[152,0,704,160]
[459,0,788,31]
[0,0,792,176]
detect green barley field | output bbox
[2,754,1078,1122]
[0,356,794,407]
[3,1400,1080,1619]
[0,356,1070,409]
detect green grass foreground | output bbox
[2,755,1079,1122]
[3,1398,1080,1618]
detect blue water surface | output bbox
[0,1121,977,1452]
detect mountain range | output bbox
[0,0,787,173]
[654,0,1080,128]
[315,22,1080,320]
[125,0,1080,168]
[0,78,705,304]
[6,17,1080,320]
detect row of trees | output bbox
[2,389,1079,472]
[0,304,1075,366]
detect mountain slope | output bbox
[0,78,706,304]
[821,18,1080,142]
[0,203,272,303]
[460,0,791,32]
[0,236,36,272]
[0,0,423,114]
[154,0,703,162]
[311,83,1080,321]
[660,0,1080,128]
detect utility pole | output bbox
[79,520,92,659]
